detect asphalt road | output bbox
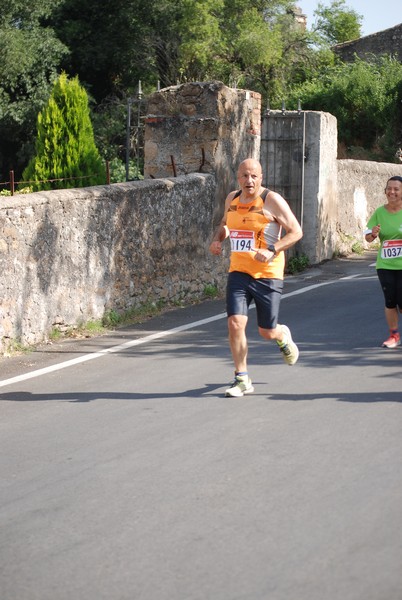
[1,251,401,600]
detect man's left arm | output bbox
[268,191,303,254]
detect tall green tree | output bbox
[176,0,225,82]
[48,0,299,96]
[0,0,68,180]
[176,0,299,97]
[48,0,165,99]
[23,73,105,190]
[312,0,362,45]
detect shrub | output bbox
[23,73,105,191]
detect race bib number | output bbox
[381,240,402,259]
[230,230,254,252]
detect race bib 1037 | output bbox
[381,240,402,259]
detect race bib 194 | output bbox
[230,230,255,252]
[381,240,402,259]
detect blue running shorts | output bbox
[226,271,284,329]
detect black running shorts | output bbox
[377,268,402,309]
[226,271,284,329]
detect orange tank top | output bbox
[226,189,285,279]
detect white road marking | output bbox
[0,274,375,389]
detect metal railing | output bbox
[0,162,111,196]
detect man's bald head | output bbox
[237,158,262,177]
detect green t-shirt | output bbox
[367,205,402,269]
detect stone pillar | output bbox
[144,81,261,222]
[301,111,338,263]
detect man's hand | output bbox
[209,241,223,255]
[252,248,274,262]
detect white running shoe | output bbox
[225,375,254,397]
[277,324,299,365]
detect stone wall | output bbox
[333,23,402,63]
[336,159,402,254]
[0,174,229,351]
[3,159,402,352]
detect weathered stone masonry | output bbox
[0,175,229,350]
[333,23,402,63]
[144,81,261,225]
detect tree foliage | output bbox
[288,56,402,160]
[1,0,401,181]
[22,73,105,190]
[0,0,68,180]
[47,0,157,99]
[312,0,362,45]
[177,0,226,82]
[46,0,298,98]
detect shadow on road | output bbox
[1,388,401,403]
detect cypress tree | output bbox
[23,73,105,191]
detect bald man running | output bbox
[210,158,303,397]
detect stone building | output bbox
[289,5,307,31]
[333,23,402,63]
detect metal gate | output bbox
[260,109,306,254]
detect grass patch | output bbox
[351,241,364,254]
[101,301,168,329]
[286,253,310,274]
[1,338,34,357]
[203,283,219,298]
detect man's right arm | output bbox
[209,193,233,255]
